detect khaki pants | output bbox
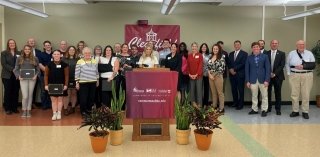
[209,74,224,110]
[289,72,313,113]
[250,80,268,112]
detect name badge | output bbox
[56,65,62,68]
[168,57,171,60]
[16,55,20,57]
[127,58,131,60]
[195,55,199,59]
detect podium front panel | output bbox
[126,71,178,118]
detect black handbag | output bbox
[296,50,316,70]
[101,79,113,91]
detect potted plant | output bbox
[109,81,125,145]
[191,106,222,151]
[311,40,320,107]
[175,93,193,145]
[78,105,116,153]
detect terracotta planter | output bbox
[110,129,123,146]
[316,95,320,108]
[176,129,191,145]
[89,131,109,153]
[194,129,213,151]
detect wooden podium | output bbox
[127,68,174,141]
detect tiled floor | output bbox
[0,105,319,157]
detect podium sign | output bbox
[126,71,178,118]
[126,70,178,141]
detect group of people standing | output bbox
[1,38,315,120]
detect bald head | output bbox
[270,40,279,50]
[60,40,68,52]
[27,38,35,48]
[296,40,305,52]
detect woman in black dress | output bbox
[164,43,182,101]
[45,50,69,121]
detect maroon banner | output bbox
[126,71,178,118]
[125,25,180,52]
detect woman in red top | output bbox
[187,42,203,108]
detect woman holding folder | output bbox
[45,50,69,121]
[13,45,40,118]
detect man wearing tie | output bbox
[228,40,248,110]
[265,40,285,115]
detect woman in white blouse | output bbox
[138,44,159,68]
[99,45,119,107]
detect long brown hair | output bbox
[64,46,78,59]
[6,39,18,52]
[19,45,37,66]
[211,44,222,60]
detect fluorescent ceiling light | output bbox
[282,7,320,20]
[161,0,180,15]
[0,0,48,18]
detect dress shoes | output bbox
[248,110,258,115]
[302,112,309,119]
[276,111,281,115]
[12,110,19,114]
[5,111,12,115]
[261,111,267,117]
[218,109,225,114]
[289,112,299,117]
[231,104,237,107]
[236,106,243,110]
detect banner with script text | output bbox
[125,25,180,53]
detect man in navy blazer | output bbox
[228,40,248,110]
[245,42,270,117]
[264,40,285,115]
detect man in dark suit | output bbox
[264,40,285,115]
[228,40,248,110]
[246,42,270,117]
[27,38,42,108]
[258,40,268,54]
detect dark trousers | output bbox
[101,91,112,108]
[116,75,126,110]
[203,76,210,106]
[2,75,20,112]
[95,80,102,108]
[229,75,245,108]
[39,75,51,108]
[268,78,283,111]
[79,82,96,114]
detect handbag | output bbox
[296,50,316,70]
[101,79,113,91]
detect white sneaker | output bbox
[52,112,57,121]
[56,111,61,120]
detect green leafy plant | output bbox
[78,105,116,137]
[191,106,222,136]
[110,81,125,131]
[175,93,193,130]
[311,40,320,75]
